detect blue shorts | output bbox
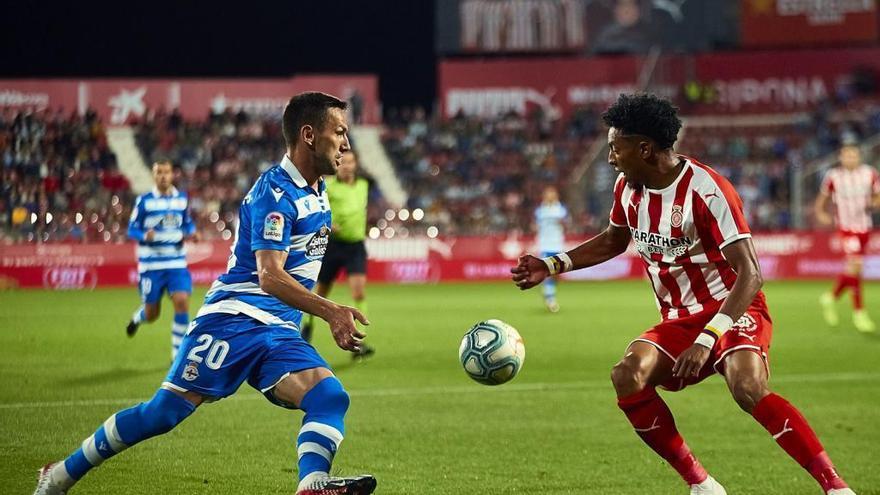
[163,313,330,408]
[139,268,192,304]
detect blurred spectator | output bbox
[0,108,131,243]
[4,98,879,243]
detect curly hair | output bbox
[601,93,682,150]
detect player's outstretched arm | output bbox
[255,249,368,351]
[673,238,763,378]
[511,224,630,290]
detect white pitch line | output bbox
[0,371,877,411]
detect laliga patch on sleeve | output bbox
[263,212,284,241]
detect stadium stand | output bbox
[0,108,132,243]
[2,97,878,243]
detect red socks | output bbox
[752,393,848,492]
[852,277,863,310]
[832,274,852,298]
[832,274,863,310]
[618,388,707,485]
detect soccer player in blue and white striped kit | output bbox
[126,160,198,359]
[535,185,568,313]
[34,92,377,495]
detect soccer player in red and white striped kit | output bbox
[815,141,880,332]
[512,94,855,495]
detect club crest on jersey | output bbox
[670,205,683,228]
[630,228,693,257]
[305,224,330,260]
[733,313,758,333]
[182,361,199,382]
[263,212,284,241]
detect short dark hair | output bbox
[282,92,348,147]
[602,93,682,150]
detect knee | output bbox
[144,390,197,433]
[299,377,350,417]
[322,380,350,416]
[729,376,770,413]
[117,389,197,443]
[611,360,646,396]
[172,298,189,314]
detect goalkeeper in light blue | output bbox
[125,160,198,360]
[34,93,377,495]
[534,185,568,313]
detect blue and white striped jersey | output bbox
[535,202,567,253]
[128,187,195,273]
[198,156,331,329]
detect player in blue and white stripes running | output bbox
[34,92,377,495]
[534,186,568,313]
[125,160,198,359]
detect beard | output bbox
[315,155,338,176]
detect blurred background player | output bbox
[34,92,377,495]
[512,94,855,495]
[302,151,374,358]
[125,160,198,359]
[815,142,880,332]
[534,185,568,312]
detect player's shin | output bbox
[172,312,189,360]
[296,377,349,487]
[851,275,863,310]
[617,387,708,485]
[54,389,196,489]
[752,393,849,492]
[542,277,557,301]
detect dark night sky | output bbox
[1,1,437,111]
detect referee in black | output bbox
[303,151,375,358]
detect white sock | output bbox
[50,462,76,490]
[297,471,328,491]
[132,307,144,324]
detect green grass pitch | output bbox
[1,280,879,494]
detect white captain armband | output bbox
[541,252,573,276]
[694,313,734,349]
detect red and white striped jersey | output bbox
[609,156,763,320]
[820,165,880,233]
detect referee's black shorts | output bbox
[317,238,368,284]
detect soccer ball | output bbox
[459,319,525,385]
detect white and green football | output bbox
[459,319,525,386]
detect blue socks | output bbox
[61,389,197,483]
[172,312,189,359]
[296,377,349,481]
[55,378,350,488]
[543,277,557,301]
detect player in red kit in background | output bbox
[815,141,880,332]
[512,94,856,495]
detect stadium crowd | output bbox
[383,99,880,233]
[0,108,132,243]
[2,97,879,243]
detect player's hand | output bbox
[145,230,156,242]
[326,304,369,352]
[672,343,711,379]
[816,211,833,227]
[510,254,549,290]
